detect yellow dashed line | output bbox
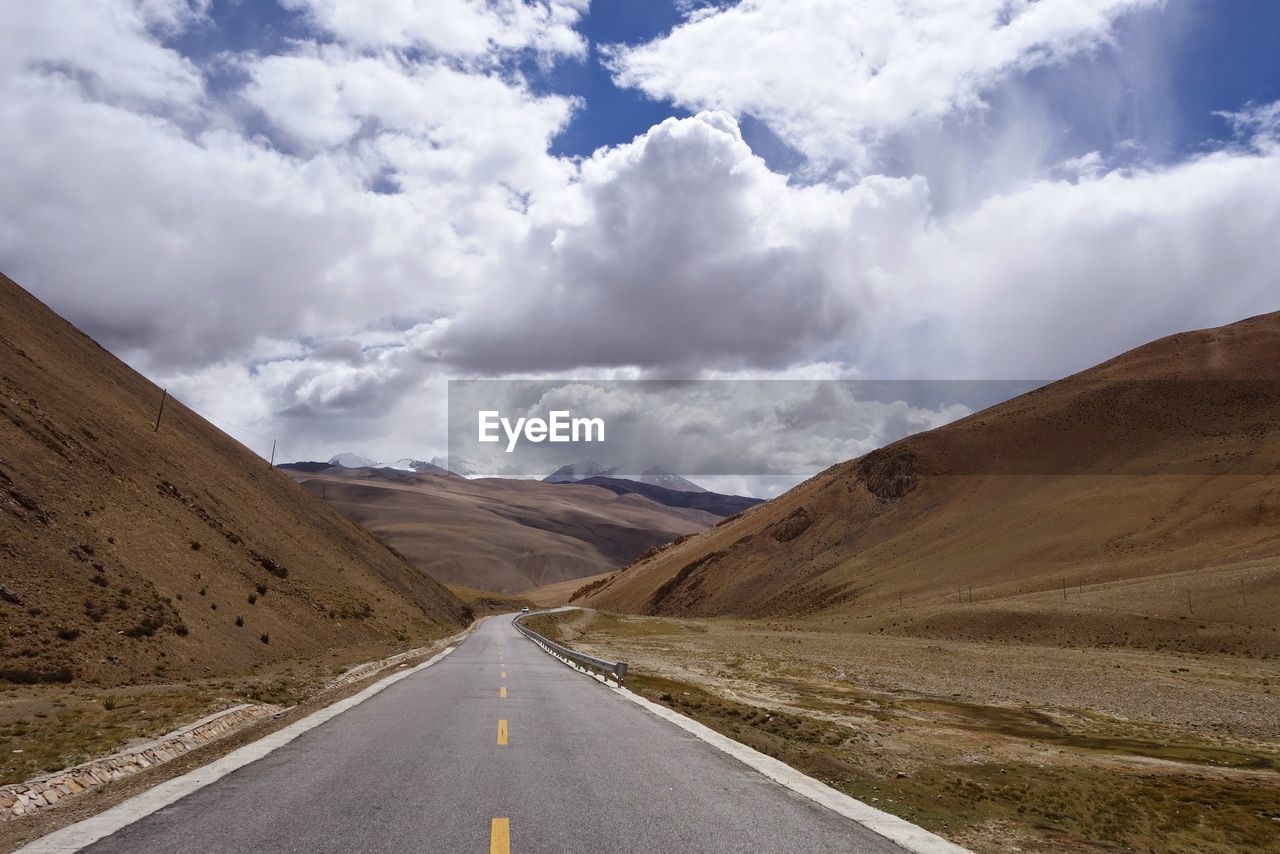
[490,817,510,854]
[499,686,507,698]
[501,671,506,678]
[497,719,508,745]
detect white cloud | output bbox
[3,0,1279,494]
[433,111,930,371]
[608,0,1163,172]
[883,137,1280,379]
[0,0,207,105]
[282,0,589,59]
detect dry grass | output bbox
[552,610,1280,853]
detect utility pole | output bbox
[270,439,276,467]
[154,388,167,432]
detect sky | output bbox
[1,0,1278,496]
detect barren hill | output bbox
[578,312,1280,658]
[279,465,717,593]
[0,273,468,690]
[573,476,761,517]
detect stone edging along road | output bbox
[0,704,282,822]
[14,646,459,854]
[2,619,485,829]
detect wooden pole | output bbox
[270,439,276,467]
[154,388,167,432]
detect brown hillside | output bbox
[580,312,1280,658]
[0,273,468,690]
[283,467,715,593]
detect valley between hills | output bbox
[2,268,1278,852]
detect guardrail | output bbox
[513,612,628,686]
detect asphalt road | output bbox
[84,614,906,853]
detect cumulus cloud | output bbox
[607,0,1163,172]
[282,0,589,59]
[433,111,929,372]
[2,1,1279,491]
[0,0,208,106]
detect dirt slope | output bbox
[573,476,761,517]
[0,273,468,689]
[579,312,1280,658]
[280,466,715,593]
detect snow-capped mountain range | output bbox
[543,461,708,493]
[325,453,476,477]
[323,454,706,492]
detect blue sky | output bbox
[171,0,1280,167]
[2,0,1279,478]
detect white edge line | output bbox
[15,646,457,854]
[611,686,970,854]
[516,620,966,854]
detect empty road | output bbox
[75,614,911,853]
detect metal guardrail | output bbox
[513,612,628,686]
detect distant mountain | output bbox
[329,452,377,468]
[281,467,718,594]
[281,460,460,480]
[576,477,761,518]
[543,460,617,483]
[429,455,478,478]
[324,453,474,478]
[544,462,709,493]
[636,467,708,493]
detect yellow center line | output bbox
[501,670,506,678]
[490,818,510,854]
[499,686,507,698]
[497,719,508,745]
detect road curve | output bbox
[82,614,907,853]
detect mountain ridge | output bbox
[577,311,1280,658]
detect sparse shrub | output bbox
[174,622,189,637]
[102,697,116,710]
[254,555,288,579]
[55,626,81,641]
[259,633,270,645]
[255,583,268,596]
[83,600,107,623]
[235,615,244,627]
[210,602,217,610]
[90,574,108,587]
[247,594,257,605]
[0,666,73,685]
[120,587,132,596]
[124,614,165,638]
[199,587,207,597]
[190,541,201,551]
[176,593,183,601]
